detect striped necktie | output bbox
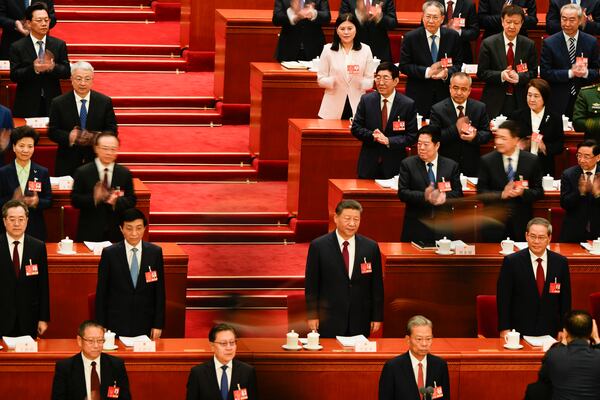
[568,37,576,96]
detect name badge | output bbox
[456,17,465,27]
[360,258,372,274]
[549,279,561,294]
[437,181,452,192]
[576,56,588,67]
[233,388,249,400]
[440,57,452,68]
[392,120,405,131]
[432,385,444,399]
[28,181,42,192]
[26,263,39,276]
[107,385,120,399]
[531,132,543,143]
[347,64,360,74]
[516,63,528,73]
[514,180,529,189]
[145,269,158,283]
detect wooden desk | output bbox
[380,242,600,337]
[13,117,51,145]
[0,337,543,400]
[45,242,188,339]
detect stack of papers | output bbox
[3,336,35,349]
[581,242,592,251]
[50,176,74,190]
[120,335,151,347]
[24,117,49,128]
[84,241,112,254]
[375,175,399,189]
[281,61,309,70]
[514,242,528,250]
[523,335,557,348]
[336,335,368,347]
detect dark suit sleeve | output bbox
[545,1,560,34]
[9,42,37,83]
[585,37,600,82]
[71,168,95,210]
[47,40,70,80]
[378,0,398,29]
[186,367,201,400]
[476,40,502,84]
[388,100,418,149]
[430,106,460,144]
[521,157,543,203]
[39,242,50,322]
[544,117,565,158]
[351,96,375,142]
[523,0,538,30]
[37,168,52,211]
[440,359,451,400]
[315,0,331,25]
[497,257,513,332]
[477,0,499,32]
[370,242,384,322]
[560,259,572,325]
[114,168,136,212]
[95,250,110,325]
[0,168,13,206]
[516,41,538,88]
[560,170,582,211]
[540,41,569,83]
[399,34,427,79]
[304,241,321,320]
[446,161,463,199]
[378,360,395,400]
[51,360,68,400]
[273,0,292,26]
[114,358,132,400]
[48,97,73,148]
[477,157,502,201]
[153,246,166,329]
[247,365,259,400]
[103,96,118,133]
[398,160,426,205]
[460,2,479,42]
[473,106,492,144]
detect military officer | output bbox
[573,84,600,143]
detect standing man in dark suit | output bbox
[0,0,56,59]
[546,0,600,35]
[305,199,384,338]
[400,1,463,117]
[559,140,600,242]
[95,208,165,339]
[51,320,131,400]
[273,0,330,62]
[497,217,571,338]
[434,0,479,63]
[9,2,69,117]
[477,5,538,118]
[0,199,49,338]
[379,315,450,400]
[398,126,463,243]
[540,4,600,119]
[477,120,544,242]
[0,126,51,241]
[71,132,136,243]
[478,0,538,38]
[351,62,418,179]
[186,323,258,400]
[339,0,397,61]
[49,61,118,177]
[430,72,492,177]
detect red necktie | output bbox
[102,168,109,189]
[446,0,454,20]
[418,362,424,399]
[381,99,388,131]
[91,361,100,400]
[12,240,20,279]
[536,258,545,297]
[342,241,350,276]
[457,105,465,118]
[506,42,515,94]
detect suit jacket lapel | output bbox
[417,158,432,185]
[495,152,508,185]
[70,92,81,126]
[444,99,457,123]
[207,359,223,398]
[328,232,350,281]
[387,94,402,130]
[0,235,16,281]
[73,355,88,400]
[100,353,115,393]
[231,359,242,396]
[351,236,361,281]
[495,35,508,67]
[538,110,551,133]
[118,242,135,290]
[401,353,421,396]
[420,28,435,62]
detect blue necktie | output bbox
[80,99,88,130]
[220,365,228,400]
[131,248,139,288]
[507,157,515,181]
[24,0,28,10]
[427,162,436,184]
[430,34,438,62]
[36,40,44,59]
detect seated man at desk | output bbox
[398,125,462,243]
[379,315,450,400]
[497,217,571,339]
[51,320,131,400]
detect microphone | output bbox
[419,386,435,400]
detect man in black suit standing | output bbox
[477,5,538,118]
[478,0,538,37]
[351,62,418,179]
[497,217,571,338]
[434,0,479,63]
[186,323,258,400]
[9,2,69,117]
[0,0,56,59]
[305,199,384,338]
[49,61,118,177]
[339,0,397,61]
[540,4,600,118]
[0,199,49,338]
[71,132,136,242]
[559,140,600,242]
[51,320,131,400]
[430,72,492,177]
[95,208,165,339]
[400,1,462,117]
[379,315,450,400]
[546,0,600,35]
[398,126,463,243]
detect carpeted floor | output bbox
[92,72,214,97]
[52,21,180,45]
[185,309,288,338]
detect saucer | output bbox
[589,250,600,256]
[103,345,118,351]
[435,250,453,255]
[57,250,77,255]
[303,344,323,351]
[0,345,3,350]
[503,344,523,350]
[281,344,302,351]
[499,251,514,255]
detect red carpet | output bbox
[51,21,180,45]
[182,244,308,276]
[185,309,288,338]
[92,72,214,97]
[147,182,288,213]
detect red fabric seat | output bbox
[61,205,80,240]
[88,292,96,320]
[590,292,600,323]
[476,295,498,338]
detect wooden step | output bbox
[151,211,290,225]
[149,224,295,243]
[126,163,257,181]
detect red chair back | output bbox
[476,295,498,338]
[61,205,80,240]
[590,292,600,323]
[88,292,96,319]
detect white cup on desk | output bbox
[58,237,73,253]
[501,238,514,254]
[504,329,520,348]
[307,330,320,348]
[286,330,299,349]
[542,175,554,191]
[592,238,600,253]
[104,330,116,350]
[436,237,452,254]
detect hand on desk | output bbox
[307,319,319,332]
[370,321,381,334]
[38,321,48,336]
[151,328,162,340]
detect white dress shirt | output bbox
[124,240,143,272]
[214,356,233,391]
[583,165,597,181]
[95,158,115,187]
[424,155,439,182]
[30,34,46,56]
[529,250,547,281]
[82,352,102,400]
[425,29,441,78]
[7,233,25,266]
[451,99,467,117]
[380,90,396,125]
[409,351,427,388]
[335,230,356,279]
[502,148,520,174]
[75,92,91,116]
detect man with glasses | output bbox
[9,2,69,117]
[186,323,258,400]
[71,132,136,242]
[351,61,417,179]
[49,61,118,177]
[0,199,49,338]
[497,217,571,339]
[51,320,131,400]
[559,140,600,242]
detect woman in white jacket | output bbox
[317,13,375,120]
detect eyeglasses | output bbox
[576,153,595,160]
[213,340,237,347]
[423,15,441,21]
[528,235,549,242]
[81,337,106,345]
[374,76,393,82]
[6,217,26,224]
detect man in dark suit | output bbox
[541,4,600,118]
[351,62,418,179]
[546,0,600,35]
[478,0,538,37]
[477,120,544,242]
[433,0,479,63]
[71,132,136,243]
[497,217,571,338]
[430,72,492,176]
[0,126,51,241]
[0,0,56,59]
[339,0,397,61]
[305,199,384,338]
[477,5,538,118]
[398,126,463,243]
[95,208,165,339]
[51,320,131,400]
[0,199,49,338]
[9,2,69,117]
[400,1,463,117]
[273,0,330,62]
[379,315,450,400]
[186,323,258,400]
[560,140,600,242]
[49,61,118,177]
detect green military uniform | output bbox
[573,84,600,143]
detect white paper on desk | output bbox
[24,117,49,128]
[3,335,35,349]
[515,242,528,250]
[581,242,593,251]
[461,64,478,74]
[523,335,557,348]
[281,61,309,70]
[466,177,478,185]
[50,175,74,190]
[120,335,151,347]
[450,240,467,250]
[375,175,399,189]
[336,335,368,347]
[84,241,112,253]
[0,60,9,70]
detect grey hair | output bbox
[407,315,433,335]
[422,0,445,15]
[560,3,583,18]
[70,61,94,74]
[450,72,472,86]
[526,217,553,235]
